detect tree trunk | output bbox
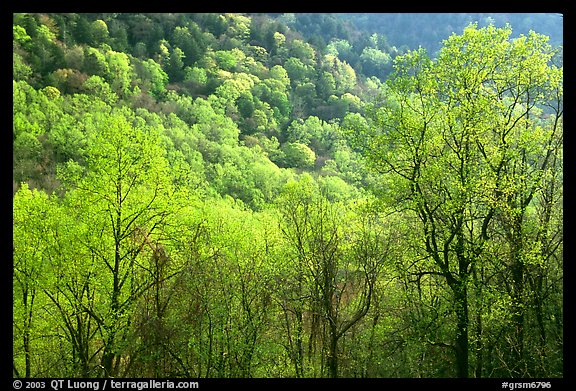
[102,229,122,377]
[510,221,525,376]
[511,260,525,376]
[453,281,469,378]
[327,322,339,378]
[453,226,470,378]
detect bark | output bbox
[453,282,469,378]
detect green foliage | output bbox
[13,13,562,379]
[82,75,117,104]
[359,47,392,78]
[13,53,33,81]
[353,23,563,378]
[280,142,316,169]
[135,58,168,98]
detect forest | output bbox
[12,12,563,380]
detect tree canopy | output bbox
[13,12,563,381]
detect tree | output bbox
[13,51,33,81]
[269,65,290,89]
[351,24,563,378]
[280,142,316,169]
[13,185,54,377]
[172,25,205,67]
[189,97,240,146]
[13,80,66,191]
[276,175,388,377]
[285,116,339,156]
[90,20,110,46]
[83,47,109,78]
[284,57,311,86]
[134,59,168,98]
[81,75,117,104]
[21,15,65,75]
[288,39,316,66]
[326,39,355,65]
[166,46,186,82]
[57,107,177,376]
[316,71,336,99]
[103,49,133,97]
[359,47,392,79]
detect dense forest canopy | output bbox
[13,12,563,380]
[340,13,563,55]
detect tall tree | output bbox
[57,107,177,376]
[350,23,562,377]
[276,175,387,377]
[13,185,54,377]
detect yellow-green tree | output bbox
[350,23,563,377]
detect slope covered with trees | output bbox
[13,12,563,379]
